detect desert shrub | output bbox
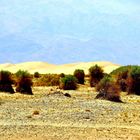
[74,69,85,84]
[96,76,121,102]
[96,75,113,91]
[110,65,132,76]
[127,66,140,95]
[34,72,40,78]
[15,70,33,95]
[59,73,65,78]
[89,65,104,87]
[116,69,129,92]
[0,70,14,93]
[110,65,140,95]
[34,74,60,86]
[110,66,132,92]
[59,75,78,90]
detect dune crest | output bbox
[0,61,120,74]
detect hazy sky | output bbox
[0,0,140,38]
[0,0,140,64]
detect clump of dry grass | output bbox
[96,76,122,102]
[33,74,60,86]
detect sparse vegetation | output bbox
[116,69,128,92]
[59,73,65,78]
[96,75,122,102]
[127,66,140,95]
[15,70,33,95]
[74,69,85,84]
[34,72,40,78]
[111,65,140,95]
[89,65,104,87]
[33,74,60,86]
[1,63,140,98]
[59,75,78,90]
[110,65,132,76]
[0,70,14,93]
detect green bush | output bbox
[34,74,60,86]
[116,70,129,92]
[0,70,14,93]
[34,72,40,78]
[96,75,114,91]
[59,73,65,78]
[89,65,104,87]
[60,75,78,90]
[110,65,132,76]
[74,69,85,84]
[110,66,132,92]
[96,76,121,102]
[127,66,140,95]
[15,70,33,95]
[110,65,140,95]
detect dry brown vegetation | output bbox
[33,74,60,86]
[96,76,122,102]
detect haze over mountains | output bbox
[0,0,140,65]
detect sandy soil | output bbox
[0,61,120,74]
[0,86,140,140]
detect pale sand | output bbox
[0,86,140,140]
[0,61,120,74]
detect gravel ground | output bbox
[0,86,140,140]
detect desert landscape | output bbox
[0,61,140,140]
[1,0,140,139]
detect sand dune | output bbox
[0,63,15,69]
[0,61,120,74]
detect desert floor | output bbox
[0,86,140,140]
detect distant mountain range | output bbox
[0,35,139,65]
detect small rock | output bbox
[85,109,91,112]
[64,93,71,98]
